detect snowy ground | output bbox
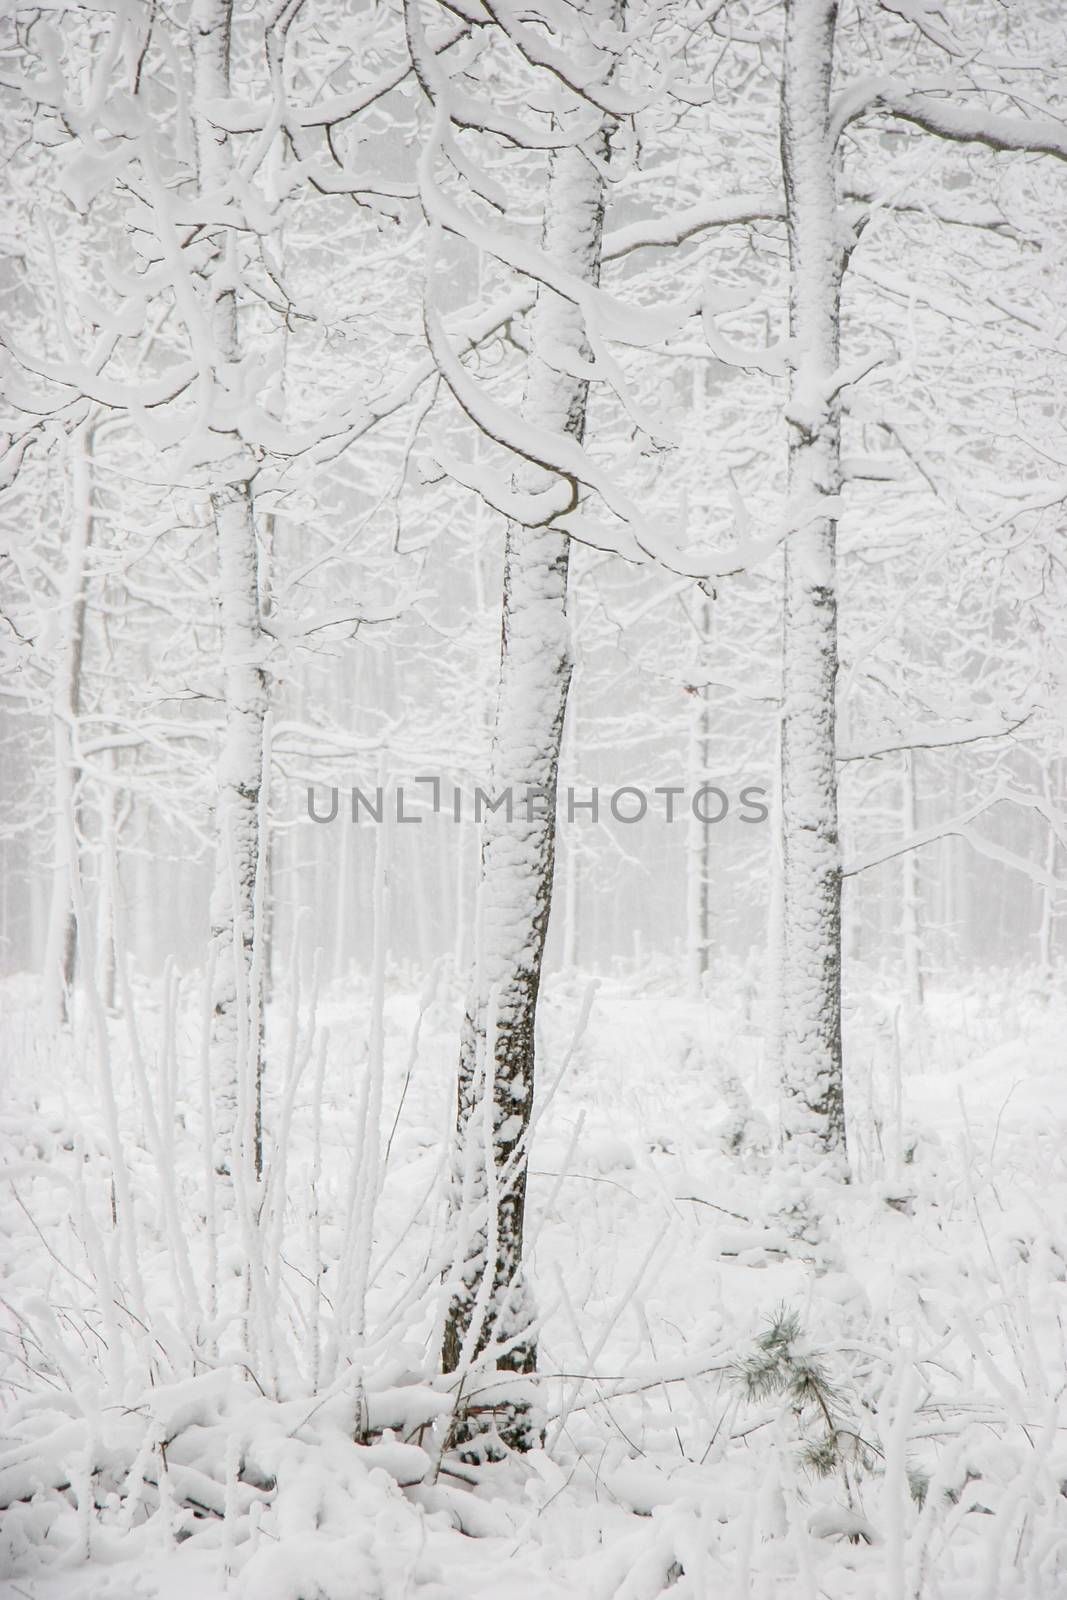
[1,967,1066,1598]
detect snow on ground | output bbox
[1,967,1066,1598]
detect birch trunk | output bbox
[1038,758,1058,976]
[560,711,579,971]
[763,725,785,1097]
[686,373,713,997]
[686,597,713,998]
[441,121,611,1449]
[778,0,848,1171]
[901,753,924,1009]
[43,423,92,1029]
[193,0,268,1176]
[95,766,120,1014]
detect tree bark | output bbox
[901,752,924,1009]
[778,0,848,1172]
[192,0,268,1177]
[43,423,92,1029]
[686,370,713,998]
[1038,757,1059,976]
[686,593,713,998]
[441,121,611,1449]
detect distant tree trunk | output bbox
[441,121,611,1449]
[94,750,122,1014]
[333,805,353,982]
[778,0,848,1172]
[193,0,268,1177]
[901,753,924,1009]
[686,373,713,998]
[686,595,713,997]
[561,830,579,972]
[763,726,785,1097]
[43,423,92,1029]
[453,814,469,974]
[1038,757,1059,976]
[560,710,579,971]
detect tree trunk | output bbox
[778,0,848,1172]
[1038,757,1059,977]
[686,371,713,998]
[763,724,785,1098]
[207,483,267,1177]
[43,423,92,1029]
[441,120,611,1450]
[686,594,713,998]
[560,710,579,971]
[901,753,924,1009]
[193,0,268,1177]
